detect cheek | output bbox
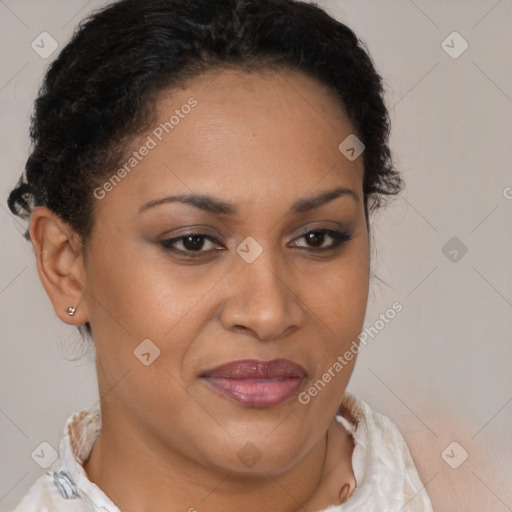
[85,239,199,338]
[311,242,370,341]
[302,240,369,403]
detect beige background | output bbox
[1,0,511,510]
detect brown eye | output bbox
[292,229,352,250]
[304,231,327,248]
[181,235,207,251]
[161,233,222,257]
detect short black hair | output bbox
[7,0,403,341]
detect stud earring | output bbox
[66,306,77,316]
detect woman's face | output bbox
[80,68,370,474]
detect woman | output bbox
[7,0,434,510]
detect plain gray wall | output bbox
[1,1,511,510]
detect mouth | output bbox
[200,358,307,408]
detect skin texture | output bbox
[29,68,369,512]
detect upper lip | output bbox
[200,359,307,379]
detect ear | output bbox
[29,206,89,326]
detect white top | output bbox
[10,392,434,511]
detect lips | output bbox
[200,359,307,408]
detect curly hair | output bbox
[7,0,403,341]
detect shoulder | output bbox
[9,407,111,512]
[10,469,83,512]
[335,392,434,511]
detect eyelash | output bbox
[160,229,352,258]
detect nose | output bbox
[218,250,305,342]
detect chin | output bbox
[202,431,314,476]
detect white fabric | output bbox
[10,392,434,511]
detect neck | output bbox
[83,404,354,512]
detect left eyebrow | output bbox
[138,186,359,216]
[291,186,359,213]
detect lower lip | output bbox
[202,376,304,408]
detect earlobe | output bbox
[29,206,89,326]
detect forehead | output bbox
[169,66,352,142]
[95,67,364,215]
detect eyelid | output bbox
[160,233,223,253]
[289,229,352,249]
